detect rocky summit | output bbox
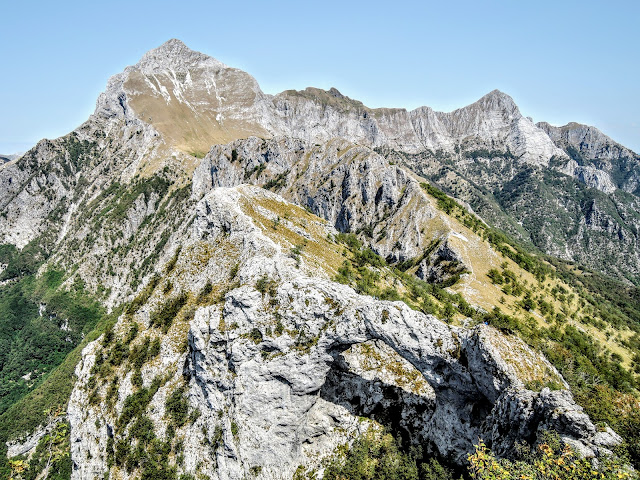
[0,40,639,480]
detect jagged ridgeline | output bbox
[0,39,638,480]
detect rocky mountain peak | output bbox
[135,38,227,74]
[538,120,638,161]
[328,87,345,98]
[88,39,271,158]
[472,89,520,117]
[2,39,640,480]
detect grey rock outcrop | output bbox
[559,159,617,193]
[67,186,618,479]
[539,121,637,162]
[190,135,512,297]
[192,135,446,263]
[416,239,470,284]
[539,121,640,194]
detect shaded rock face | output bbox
[539,121,640,195]
[416,239,469,284]
[66,186,617,479]
[192,136,443,263]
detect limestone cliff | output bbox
[67,186,618,479]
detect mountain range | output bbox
[0,39,638,480]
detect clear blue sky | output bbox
[1,0,638,154]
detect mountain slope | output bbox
[65,185,617,479]
[81,38,640,284]
[0,39,639,480]
[389,146,640,284]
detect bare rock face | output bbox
[67,186,618,479]
[559,159,617,193]
[432,90,565,165]
[538,121,637,162]
[539,121,640,194]
[89,41,567,166]
[192,136,443,263]
[120,39,272,154]
[416,239,469,284]
[0,140,67,247]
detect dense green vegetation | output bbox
[103,374,196,480]
[0,233,117,479]
[468,433,635,480]
[464,149,516,161]
[0,300,118,479]
[0,245,105,417]
[9,420,71,480]
[60,133,98,174]
[263,170,290,191]
[319,428,636,480]
[165,386,189,427]
[321,429,459,480]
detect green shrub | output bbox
[118,377,163,428]
[468,434,634,480]
[248,328,263,344]
[165,386,189,427]
[255,275,278,297]
[126,273,160,315]
[197,281,213,303]
[165,246,182,274]
[150,292,188,332]
[323,429,455,480]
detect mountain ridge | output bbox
[1,39,639,480]
[1,39,638,282]
[90,40,568,162]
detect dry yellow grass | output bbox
[125,70,269,158]
[238,188,345,277]
[484,328,565,387]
